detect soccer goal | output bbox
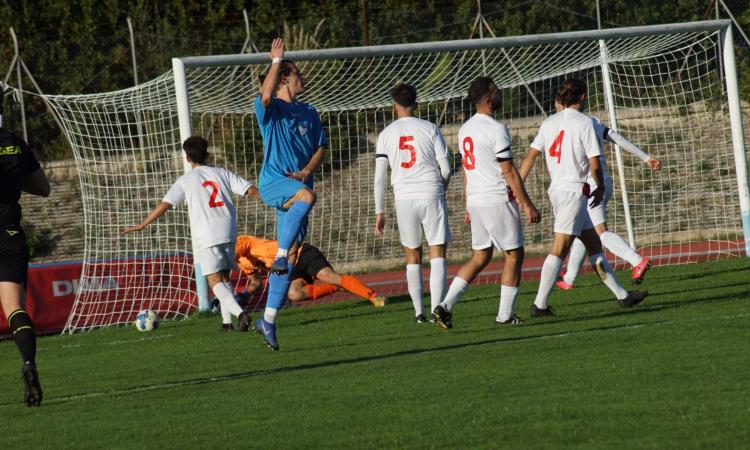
[45,20,749,333]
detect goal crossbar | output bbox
[176,20,731,68]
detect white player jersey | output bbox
[458,113,513,202]
[530,108,602,193]
[589,117,613,191]
[162,165,251,250]
[376,117,449,200]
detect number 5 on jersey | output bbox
[202,181,225,208]
[399,136,416,168]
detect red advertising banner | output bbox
[0,262,83,335]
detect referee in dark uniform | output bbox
[0,92,50,406]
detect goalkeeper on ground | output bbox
[235,235,387,307]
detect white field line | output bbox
[57,334,175,349]
[18,312,746,407]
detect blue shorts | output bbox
[259,178,309,210]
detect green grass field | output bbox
[2,258,749,449]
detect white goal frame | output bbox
[172,20,750,311]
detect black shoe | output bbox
[21,363,42,407]
[618,290,648,308]
[270,256,289,275]
[414,314,428,324]
[220,323,235,332]
[495,315,523,325]
[530,304,556,318]
[431,305,453,329]
[237,311,252,332]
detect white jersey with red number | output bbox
[458,113,513,202]
[530,108,602,193]
[588,117,613,191]
[162,165,252,249]
[376,117,449,200]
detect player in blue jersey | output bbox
[252,38,327,350]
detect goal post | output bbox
[722,26,750,256]
[44,19,748,333]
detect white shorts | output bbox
[585,182,614,228]
[394,197,452,249]
[549,189,589,236]
[467,200,524,251]
[196,242,236,276]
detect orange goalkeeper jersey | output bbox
[235,235,302,275]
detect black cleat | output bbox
[21,363,42,407]
[530,304,556,318]
[618,290,648,308]
[237,311,252,332]
[219,323,235,332]
[270,256,289,275]
[432,305,453,330]
[414,314,428,324]
[495,315,523,325]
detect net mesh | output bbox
[43,26,746,332]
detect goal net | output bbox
[44,20,749,332]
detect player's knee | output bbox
[288,287,305,301]
[298,188,316,205]
[505,247,525,265]
[316,268,338,284]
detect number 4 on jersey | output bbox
[202,181,225,208]
[548,130,564,164]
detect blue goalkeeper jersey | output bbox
[254,96,327,189]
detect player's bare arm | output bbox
[122,202,172,235]
[22,167,51,197]
[588,156,606,208]
[518,148,541,182]
[499,160,540,224]
[462,167,471,224]
[260,38,284,107]
[287,145,326,182]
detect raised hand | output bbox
[270,38,284,60]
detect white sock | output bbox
[263,307,279,324]
[564,239,587,285]
[441,277,469,312]
[406,264,424,316]
[589,253,628,300]
[221,302,232,325]
[600,231,643,267]
[274,248,289,258]
[213,282,243,318]
[497,285,519,322]
[534,255,562,309]
[429,258,446,314]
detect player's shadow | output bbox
[520,286,750,328]
[23,321,663,408]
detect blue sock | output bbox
[278,201,312,251]
[266,262,295,310]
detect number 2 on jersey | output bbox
[202,181,225,208]
[399,136,416,168]
[548,130,565,164]
[462,136,475,170]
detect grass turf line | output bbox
[1,258,749,449]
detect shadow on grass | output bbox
[7,320,667,408]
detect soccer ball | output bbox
[134,309,159,332]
